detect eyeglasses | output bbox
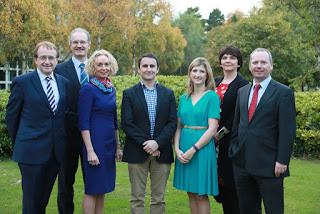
[38,55,56,61]
[71,40,88,45]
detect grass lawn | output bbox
[0,158,319,213]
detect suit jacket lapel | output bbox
[30,71,52,112]
[242,84,251,124]
[134,83,149,119]
[254,80,277,115]
[155,84,163,121]
[67,59,81,87]
[54,74,64,113]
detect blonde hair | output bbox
[85,49,118,77]
[187,57,215,96]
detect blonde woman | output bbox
[78,49,122,214]
[173,57,220,214]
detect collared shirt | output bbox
[72,56,88,83]
[248,75,272,108]
[141,81,158,137]
[37,69,60,108]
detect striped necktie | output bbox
[79,63,88,85]
[45,76,56,113]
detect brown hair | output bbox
[33,41,59,58]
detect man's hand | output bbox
[151,150,161,157]
[143,140,159,154]
[275,162,287,177]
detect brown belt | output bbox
[183,125,208,130]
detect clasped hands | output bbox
[143,140,161,157]
[176,148,196,164]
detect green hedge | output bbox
[1,76,319,158]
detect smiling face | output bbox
[220,54,240,73]
[249,51,273,83]
[34,46,58,75]
[138,57,159,82]
[189,64,208,87]
[93,55,111,80]
[70,31,90,60]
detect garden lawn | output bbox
[0,158,319,213]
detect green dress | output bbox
[173,90,220,196]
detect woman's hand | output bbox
[87,151,100,166]
[176,149,190,164]
[151,150,161,157]
[182,148,196,162]
[115,148,123,161]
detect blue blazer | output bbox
[5,70,69,164]
[121,83,177,164]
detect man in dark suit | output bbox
[6,41,69,214]
[121,53,177,214]
[55,27,90,213]
[229,48,296,214]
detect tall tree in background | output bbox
[0,0,186,74]
[262,0,320,88]
[205,8,315,87]
[206,8,224,31]
[173,7,206,74]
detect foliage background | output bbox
[1,75,319,158]
[1,0,320,89]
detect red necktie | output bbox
[248,84,261,122]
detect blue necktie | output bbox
[79,63,88,85]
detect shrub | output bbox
[0,77,319,158]
[0,90,12,158]
[294,91,320,158]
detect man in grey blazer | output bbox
[229,48,296,214]
[55,27,90,213]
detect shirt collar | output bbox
[72,56,87,69]
[140,80,158,90]
[37,69,55,81]
[253,75,272,89]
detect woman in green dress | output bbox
[173,57,220,214]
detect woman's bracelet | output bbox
[192,144,199,152]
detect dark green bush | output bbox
[0,76,319,158]
[0,90,12,158]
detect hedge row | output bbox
[0,75,319,158]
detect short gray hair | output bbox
[69,27,91,44]
[250,48,273,65]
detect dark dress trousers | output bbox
[121,83,177,164]
[5,71,68,214]
[229,79,296,214]
[215,74,248,214]
[55,59,84,213]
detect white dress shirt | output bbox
[37,69,60,108]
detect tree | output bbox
[206,8,224,31]
[262,0,320,88]
[205,10,315,86]
[173,7,206,74]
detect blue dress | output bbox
[173,91,220,196]
[78,81,117,194]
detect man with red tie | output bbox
[229,48,296,214]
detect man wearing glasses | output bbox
[6,41,69,213]
[55,27,91,213]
